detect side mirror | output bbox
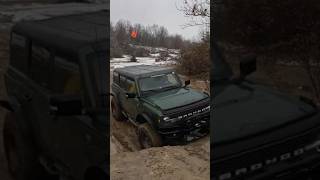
[126,92,136,99]
[184,80,191,87]
[49,95,83,116]
[240,55,257,78]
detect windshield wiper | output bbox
[143,85,178,94]
[161,85,180,91]
[143,88,163,93]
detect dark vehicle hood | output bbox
[213,82,317,144]
[212,82,320,179]
[143,88,208,110]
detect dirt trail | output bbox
[110,115,140,153]
[111,136,209,180]
[110,110,210,180]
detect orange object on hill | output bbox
[131,31,138,39]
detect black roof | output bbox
[114,65,175,78]
[12,10,108,58]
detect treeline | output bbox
[216,0,320,48]
[111,20,190,50]
[176,29,210,77]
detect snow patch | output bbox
[110,55,176,69]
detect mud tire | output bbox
[138,123,162,149]
[111,98,126,121]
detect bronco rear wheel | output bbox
[111,98,125,121]
[3,112,51,180]
[138,123,162,149]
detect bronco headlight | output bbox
[163,116,170,121]
[161,116,178,123]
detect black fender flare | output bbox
[136,113,157,129]
[111,95,121,108]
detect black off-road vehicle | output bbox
[111,65,210,148]
[212,42,320,180]
[0,11,108,180]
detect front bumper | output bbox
[158,113,210,144]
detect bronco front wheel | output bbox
[138,123,162,149]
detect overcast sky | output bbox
[110,0,204,41]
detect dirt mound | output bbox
[111,136,209,180]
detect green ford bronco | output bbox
[0,11,108,180]
[111,65,210,148]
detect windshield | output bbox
[139,72,181,94]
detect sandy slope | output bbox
[111,136,210,180]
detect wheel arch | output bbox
[111,95,121,109]
[136,113,156,128]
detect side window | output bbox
[30,43,51,88]
[51,56,81,95]
[120,75,126,89]
[126,79,136,93]
[10,33,29,74]
[113,72,119,85]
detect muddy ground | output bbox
[110,115,210,180]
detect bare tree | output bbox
[177,0,210,28]
[111,20,188,49]
[158,26,169,47]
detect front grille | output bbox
[158,106,210,136]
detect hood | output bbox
[143,88,209,110]
[213,82,317,144]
